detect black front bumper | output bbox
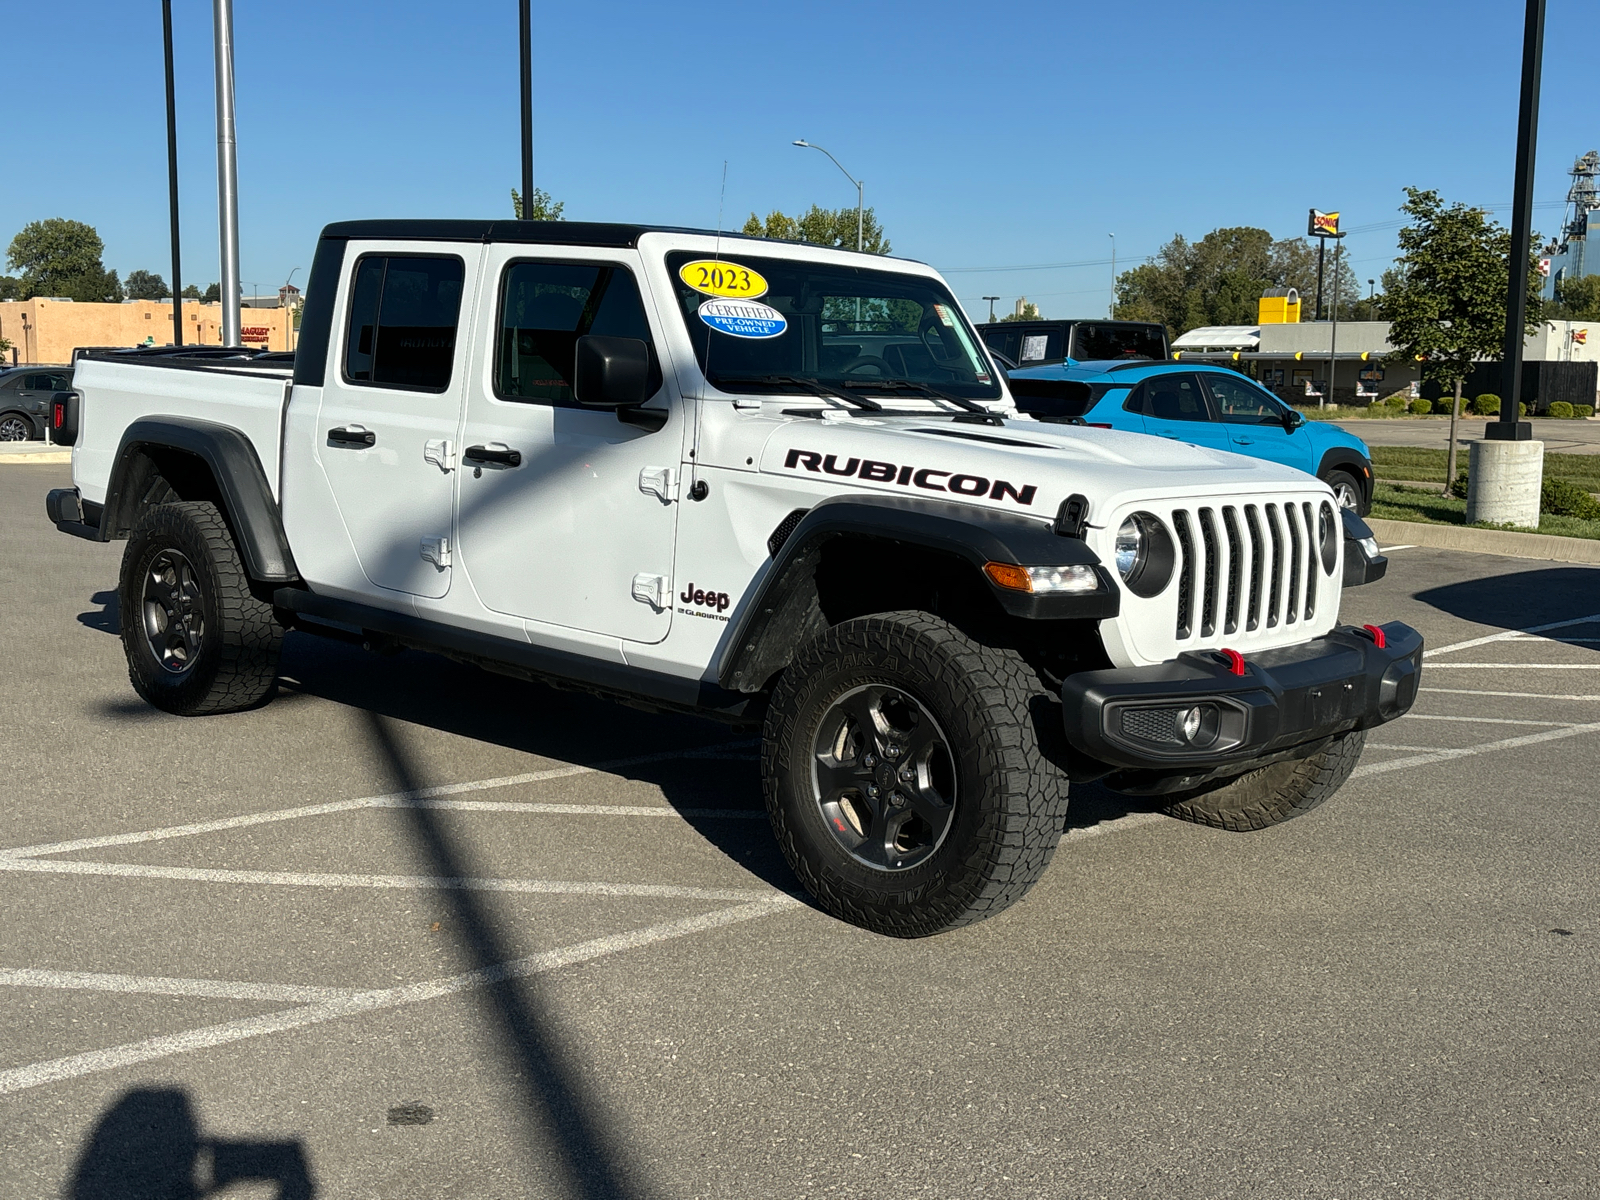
[1061,622,1423,788]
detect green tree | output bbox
[1380,187,1545,489]
[181,283,202,300]
[0,276,19,300]
[1114,226,1357,336]
[125,269,169,300]
[510,187,565,220]
[5,218,122,301]
[999,300,1043,322]
[201,282,221,303]
[741,205,890,254]
[1546,273,1600,320]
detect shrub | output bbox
[1472,393,1501,416]
[1541,477,1600,520]
[1433,397,1456,415]
[1449,469,1469,499]
[1576,404,1595,418]
[1548,401,1574,419]
[1386,393,1409,409]
[1409,397,1432,415]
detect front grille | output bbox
[1166,495,1333,645]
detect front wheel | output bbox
[1150,730,1367,832]
[0,413,33,442]
[1322,468,1367,516]
[118,501,283,715]
[762,612,1070,937]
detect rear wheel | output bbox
[0,413,33,442]
[119,501,283,715]
[1152,730,1366,832]
[762,611,1070,937]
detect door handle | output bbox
[464,444,522,468]
[327,426,375,448]
[1235,437,1255,445]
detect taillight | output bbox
[53,401,65,430]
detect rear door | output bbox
[315,245,482,600]
[1122,372,1233,451]
[453,246,681,644]
[1202,371,1316,474]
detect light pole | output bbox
[792,139,863,251]
[162,0,183,347]
[1108,233,1116,318]
[983,297,1000,323]
[519,0,533,219]
[283,266,300,352]
[212,0,242,347]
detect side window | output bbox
[1123,383,1150,415]
[1139,373,1210,422]
[1204,373,1284,423]
[981,326,1020,365]
[495,261,659,406]
[1017,326,1065,364]
[24,374,50,390]
[341,254,465,391]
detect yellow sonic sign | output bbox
[1309,209,1341,238]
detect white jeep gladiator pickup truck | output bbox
[46,219,1420,936]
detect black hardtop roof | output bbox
[317,220,924,263]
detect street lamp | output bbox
[792,139,863,251]
[1109,233,1116,318]
[983,297,1000,323]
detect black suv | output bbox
[0,366,73,441]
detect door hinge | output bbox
[638,466,677,504]
[420,536,452,569]
[424,439,456,472]
[631,573,669,611]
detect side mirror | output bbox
[1282,408,1305,432]
[574,335,650,409]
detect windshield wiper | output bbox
[742,374,885,412]
[846,379,1002,425]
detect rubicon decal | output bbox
[678,582,732,622]
[783,448,1037,506]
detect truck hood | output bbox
[757,415,1327,520]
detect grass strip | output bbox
[1370,483,1600,541]
[1369,446,1600,490]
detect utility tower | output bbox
[1552,150,1599,286]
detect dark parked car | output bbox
[0,366,74,441]
[978,319,1169,368]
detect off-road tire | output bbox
[1157,729,1366,832]
[762,611,1071,937]
[119,501,282,715]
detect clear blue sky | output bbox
[5,0,1592,317]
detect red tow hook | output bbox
[1218,648,1246,676]
[1361,624,1387,649]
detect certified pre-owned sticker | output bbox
[679,259,768,299]
[698,297,787,339]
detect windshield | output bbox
[666,251,1001,401]
[1070,322,1166,362]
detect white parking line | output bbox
[387,799,765,819]
[0,856,790,904]
[1425,613,1600,658]
[1365,744,1446,752]
[1377,544,1416,552]
[0,740,759,861]
[1064,812,1169,841]
[1421,688,1600,702]
[0,968,361,1004]
[1351,720,1600,779]
[1403,714,1575,727]
[0,901,788,1096]
[1420,663,1600,670]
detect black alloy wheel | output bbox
[0,414,31,442]
[811,683,957,871]
[141,548,206,674]
[1324,468,1366,515]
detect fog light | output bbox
[1176,704,1220,748]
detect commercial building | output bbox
[0,298,294,365]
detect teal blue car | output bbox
[1006,359,1375,514]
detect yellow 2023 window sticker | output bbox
[679,259,768,299]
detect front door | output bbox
[316,246,481,600]
[1202,372,1316,474]
[1124,372,1233,452]
[454,248,681,644]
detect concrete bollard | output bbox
[1465,439,1544,529]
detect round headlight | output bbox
[1318,501,1338,575]
[1114,512,1177,598]
[1114,516,1145,578]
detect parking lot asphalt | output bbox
[3,460,1599,1199]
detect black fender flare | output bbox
[101,416,298,582]
[716,493,1118,694]
[1315,447,1373,506]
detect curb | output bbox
[1367,517,1600,565]
[0,447,71,464]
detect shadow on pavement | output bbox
[1416,567,1600,635]
[68,1086,314,1199]
[77,589,119,635]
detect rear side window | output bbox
[981,326,1021,365]
[1017,325,1065,364]
[495,261,659,406]
[342,254,465,391]
[1124,374,1210,421]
